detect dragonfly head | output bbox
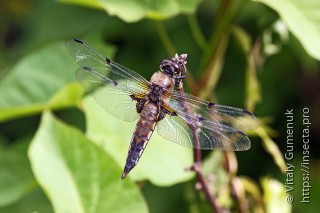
[160,54,187,80]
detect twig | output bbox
[187,15,207,49]
[177,81,222,213]
[224,152,248,213]
[155,21,176,56]
[155,22,197,92]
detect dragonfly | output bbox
[66,38,258,179]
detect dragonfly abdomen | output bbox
[121,102,159,179]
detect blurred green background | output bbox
[0,0,319,212]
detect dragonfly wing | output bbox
[167,90,258,132]
[76,67,141,121]
[66,39,150,122]
[156,114,251,151]
[156,90,258,150]
[66,39,150,96]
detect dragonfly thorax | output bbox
[148,83,165,103]
[149,72,175,103]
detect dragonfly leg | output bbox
[130,94,146,113]
[158,107,177,121]
[136,100,146,113]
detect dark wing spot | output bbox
[112,80,118,86]
[198,117,205,121]
[243,109,253,116]
[102,78,117,86]
[74,38,83,44]
[208,102,215,108]
[237,130,246,136]
[105,57,111,64]
[83,66,92,71]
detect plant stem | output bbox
[187,15,207,49]
[197,0,248,99]
[198,33,229,99]
[155,21,176,56]
[192,152,222,213]
[156,22,197,91]
[198,0,232,75]
[177,82,222,213]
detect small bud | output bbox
[195,182,202,190]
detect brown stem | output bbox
[177,82,222,213]
[193,151,222,213]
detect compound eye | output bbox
[160,64,174,76]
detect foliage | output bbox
[254,0,320,60]
[0,0,319,212]
[29,111,147,213]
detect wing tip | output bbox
[208,102,215,108]
[237,130,246,137]
[73,38,83,44]
[243,109,254,116]
[83,66,92,71]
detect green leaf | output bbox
[254,0,320,61]
[0,188,53,213]
[28,111,148,213]
[0,42,77,121]
[0,83,83,122]
[6,0,110,62]
[232,26,262,111]
[83,97,194,186]
[240,177,265,212]
[0,38,113,122]
[261,177,291,213]
[255,126,286,172]
[0,42,76,108]
[48,82,84,109]
[59,0,203,22]
[0,137,36,207]
[202,151,232,207]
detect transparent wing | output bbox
[66,39,150,122]
[66,38,149,96]
[167,90,258,131]
[76,67,141,121]
[157,115,251,150]
[156,90,258,150]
